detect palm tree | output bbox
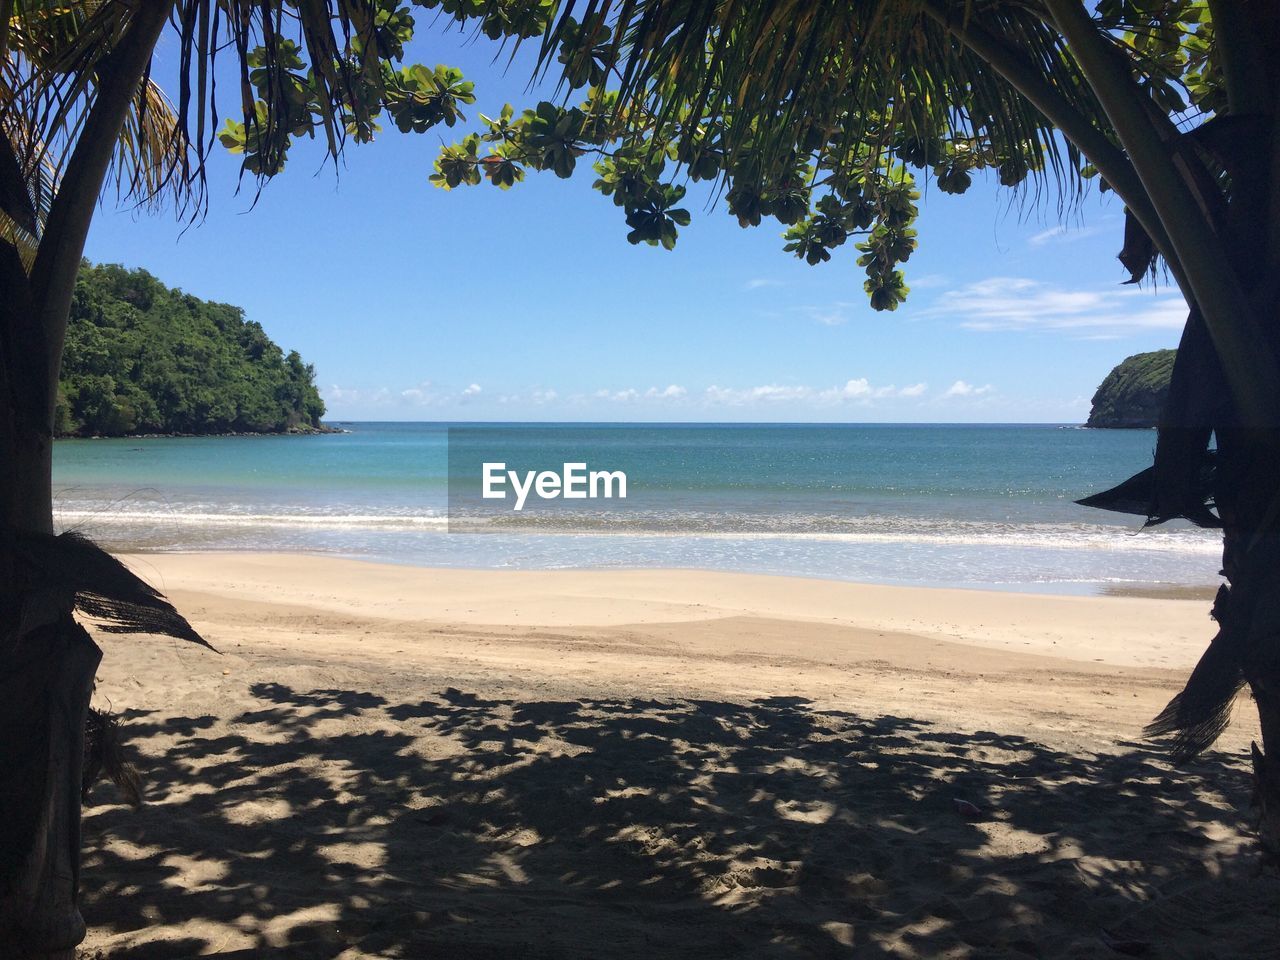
[428,0,1280,857]
[0,3,519,955]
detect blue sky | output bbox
[84,20,1187,424]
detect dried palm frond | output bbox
[109,75,191,215]
[82,705,142,806]
[1,4,197,263]
[13,530,213,649]
[1146,587,1245,763]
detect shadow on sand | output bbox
[80,685,1277,959]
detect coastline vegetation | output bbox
[1087,349,1176,429]
[55,262,326,437]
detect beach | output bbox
[79,554,1274,959]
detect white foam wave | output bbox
[52,504,1222,557]
[55,509,450,530]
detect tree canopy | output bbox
[417,2,1227,310]
[57,262,325,437]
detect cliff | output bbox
[1086,349,1175,428]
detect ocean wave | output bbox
[55,508,451,530]
[453,524,1217,555]
[53,504,1220,556]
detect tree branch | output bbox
[918,0,1173,267]
[1047,0,1279,430]
[27,0,175,418]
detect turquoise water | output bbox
[52,422,1220,592]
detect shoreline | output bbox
[83,532,1223,598]
[113,544,1221,600]
[55,423,346,439]
[113,551,1238,705]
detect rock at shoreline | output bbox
[1086,349,1174,429]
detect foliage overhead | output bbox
[0,2,1235,314]
[418,0,1233,312]
[0,0,560,264]
[57,262,325,437]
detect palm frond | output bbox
[536,0,1112,204]
[1146,585,1245,762]
[2,1,199,233]
[0,82,57,269]
[14,529,212,649]
[110,76,193,215]
[0,0,427,229]
[0,73,186,270]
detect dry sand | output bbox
[78,554,1277,959]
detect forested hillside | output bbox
[1086,350,1175,429]
[57,263,326,436]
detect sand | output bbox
[77,554,1277,959]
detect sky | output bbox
[83,19,1188,424]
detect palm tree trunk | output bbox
[0,295,103,958]
[0,614,101,959]
[0,329,104,954]
[0,4,174,954]
[1044,1,1280,858]
[1214,429,1280,860]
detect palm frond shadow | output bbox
[81,686,1277,959]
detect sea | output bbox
[51,422,1222,595]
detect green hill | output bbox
[56,262,326,437]
[1086,349,1175,428]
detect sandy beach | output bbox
[79,554,1275,959]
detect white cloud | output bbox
[646,384,687,400]
[802,301,858,326]
[705,384,802,405]
[331,378,930,414]
[908,273,949,290]
[812,308,850,326]
[744,277,783,290]
[740,384,813,403]
[702,379,926,407]
[924,276,1187,334]
[1027,224,1106,246]
[325,384,392,406]
[591,384,687,403]
[330,381,490,410]
[1027,225,1067,246]
[817,378,901,401]
[943,380,994,398]
[398,381,463,406]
